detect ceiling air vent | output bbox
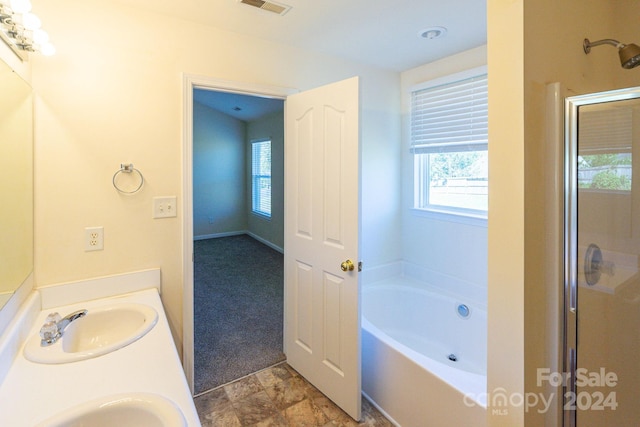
[238,0,291,16]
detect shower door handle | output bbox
[340,259,355,272]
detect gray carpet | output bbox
[194,235,285,394]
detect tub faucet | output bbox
[39,309,88,346]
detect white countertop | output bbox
[0,288,201,426]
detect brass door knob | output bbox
[340,259,355,272]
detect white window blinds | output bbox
[411,73,488,154]
[252,140,271,217]
[579,107,633,153]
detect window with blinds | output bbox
[252,139,272,217]
[577,105,632,192]
[411,67,488,217]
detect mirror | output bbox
[0,57,33,309]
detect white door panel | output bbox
[284,76,361,420]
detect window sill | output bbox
[410,208,487,227]
[251,211,272,221]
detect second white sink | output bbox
[24,303,158,364]
[34,392,186,427]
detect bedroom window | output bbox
[251,139,271,217]
[411,67,488,218]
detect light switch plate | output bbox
[153,196,177,219]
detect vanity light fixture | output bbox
[0,0,55,58]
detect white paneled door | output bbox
[284,76,361,420]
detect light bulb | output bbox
[10,0,31,14]
[32,28,47,44]
[40,41,55,56]
[21,12,40,30]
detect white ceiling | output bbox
[141,0,487,120]
[194,89,284,122]
[114,0,487,72]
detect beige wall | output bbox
[28,0,399,352]
[0,43,30,83]
[614,0,640,89]
[487,1,525,425]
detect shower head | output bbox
[583,38,640,69]
[619,43,640,69]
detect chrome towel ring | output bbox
[112,163,144,194]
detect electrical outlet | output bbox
[84,226,104,251]
[153,196,177,219]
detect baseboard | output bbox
[246,232,283,254]
[195,231,283,254]
[194,231,246,241]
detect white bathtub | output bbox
[362,277,487,427]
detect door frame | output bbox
[181,74,296,393]
[563,86,640,427]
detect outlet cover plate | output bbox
[153,196,177,219]
[85,226,104,251]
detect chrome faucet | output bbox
[39,309,88,346]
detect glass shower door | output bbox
[565,89,640,427]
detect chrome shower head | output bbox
[619,43,640,69]
[584,38,640,69]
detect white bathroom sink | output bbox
[24,303,158,364]
[34,393,186,427]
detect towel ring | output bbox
[112,163,144,194]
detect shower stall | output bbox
[564,86,640,426]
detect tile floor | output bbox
[194,362,393,427]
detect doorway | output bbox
[182,75,296,394]
[564,87,640,426]
[191,87,286,394]
[183,75,362,420]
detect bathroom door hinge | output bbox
[358,261,362,272]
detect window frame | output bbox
[251,138,272,219]
[410,65,488,222]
